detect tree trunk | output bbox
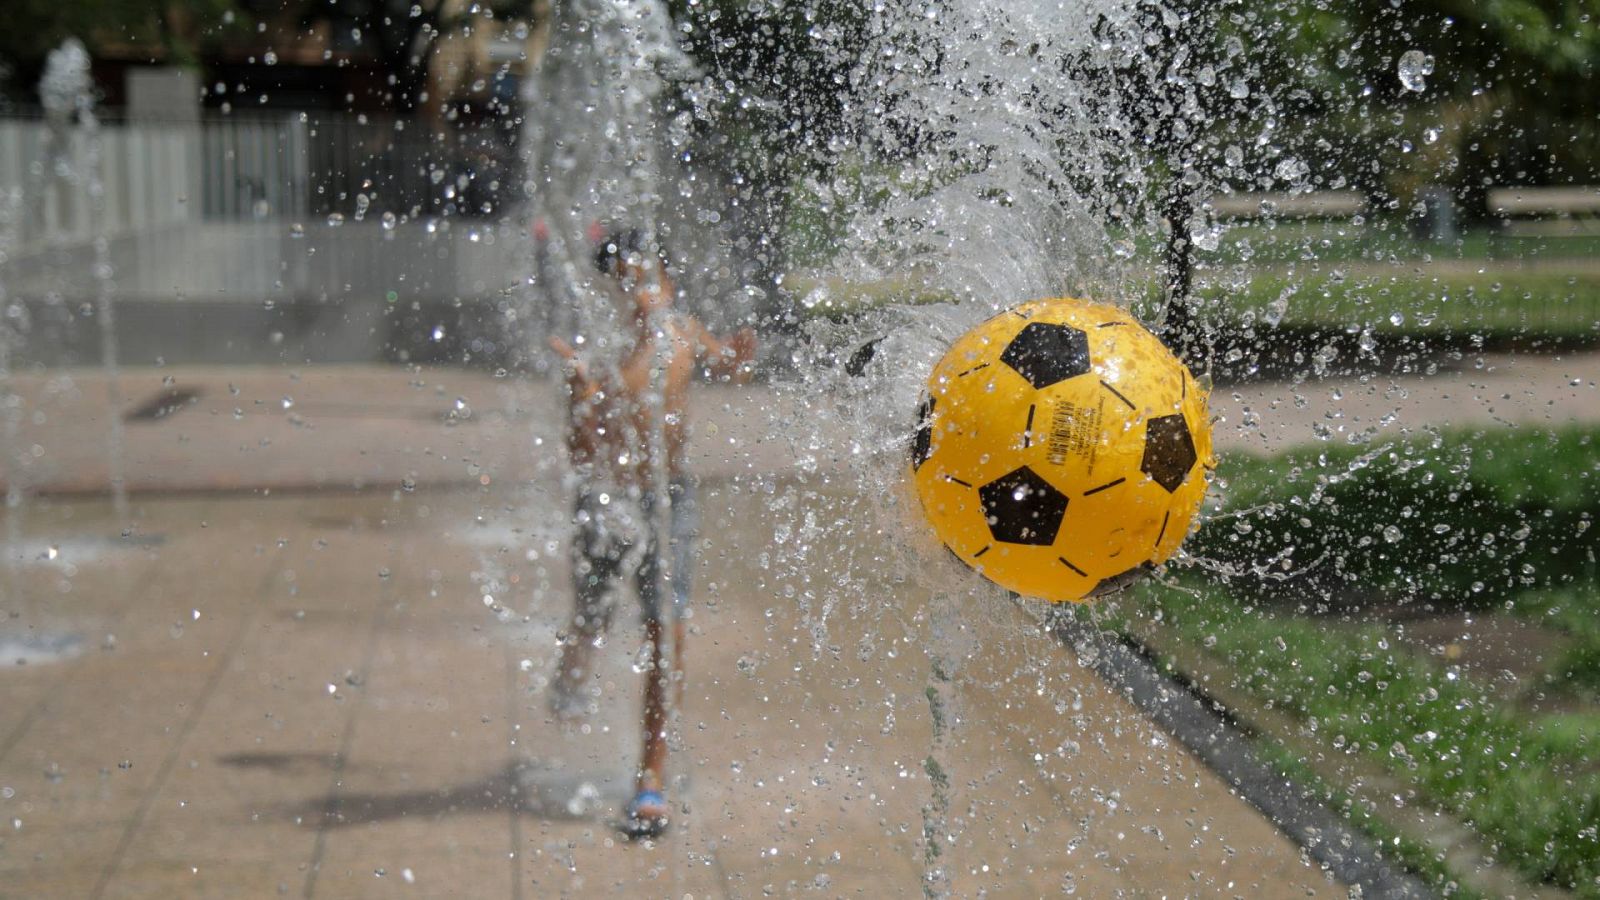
[1160,185,1205,371]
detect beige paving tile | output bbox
[0,866,105,900]
[1,550,156,627]
[0,552,275,832]
[0,473,1374,898]
[102,812,315,899]
[0,512,171,753]
[666,484,1335,897]
[951,604,1332,896]
[0,654,226,830]
[114,620,375,836]
[0,681,54,756]
[307,816,513,898]
[514,818,722,898]
[0,822,123,885]
[102,857,300,900]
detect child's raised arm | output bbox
[548,336,602,402]
[684,320,757,384]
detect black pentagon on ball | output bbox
[978,466,1068,546]
[999,322,1092,389]
[1141,414,1198,493]
[911,395,936,470]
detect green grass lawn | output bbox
[786,224,1600,338]
[790,267,1600,339]
[1110,425,1600,894]
[1193,269,1600,339]
[1209,220,1600,267]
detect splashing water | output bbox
[773,0,1183,639]
[1397,49,1434,93]
[749,3,1207,888]
[0,187,22,598]
[497,0,1574,893]
[40,39,128,523]
[520,0,691,352]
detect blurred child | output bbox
[547,229,756,837]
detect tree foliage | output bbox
[660,0,868,285]
[0,0,242,96]
[1205,0,1600,210]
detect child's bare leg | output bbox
[622,619,671,836]
[553,632,595,692]
[665,479,698,713]
[671,617,687,711]
[638,618,670,794]
[550,581,609,720]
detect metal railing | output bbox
[0,109,518,245]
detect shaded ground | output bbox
[1,486,1333,898]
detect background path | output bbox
[3,349,1595,495]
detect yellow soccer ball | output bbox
[910,297,1214,602]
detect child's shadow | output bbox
[224,753,631,826]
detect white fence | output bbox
[0,116,206,248]
[0,113,534,365]
[0,112,520,302]
[5,219,522,304]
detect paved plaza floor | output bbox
[0,351,1594,898]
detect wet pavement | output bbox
[0,352,1596,897]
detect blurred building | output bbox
[0,2,553,369]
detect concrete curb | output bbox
[1124,615,1574,900]
[1039,606,1437,899]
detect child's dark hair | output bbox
[593,228,670,276]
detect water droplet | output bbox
[1398,50,1434,92]
[326,212,345,227]
[1383,525,1403,543]
[1273,158,1309,185]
